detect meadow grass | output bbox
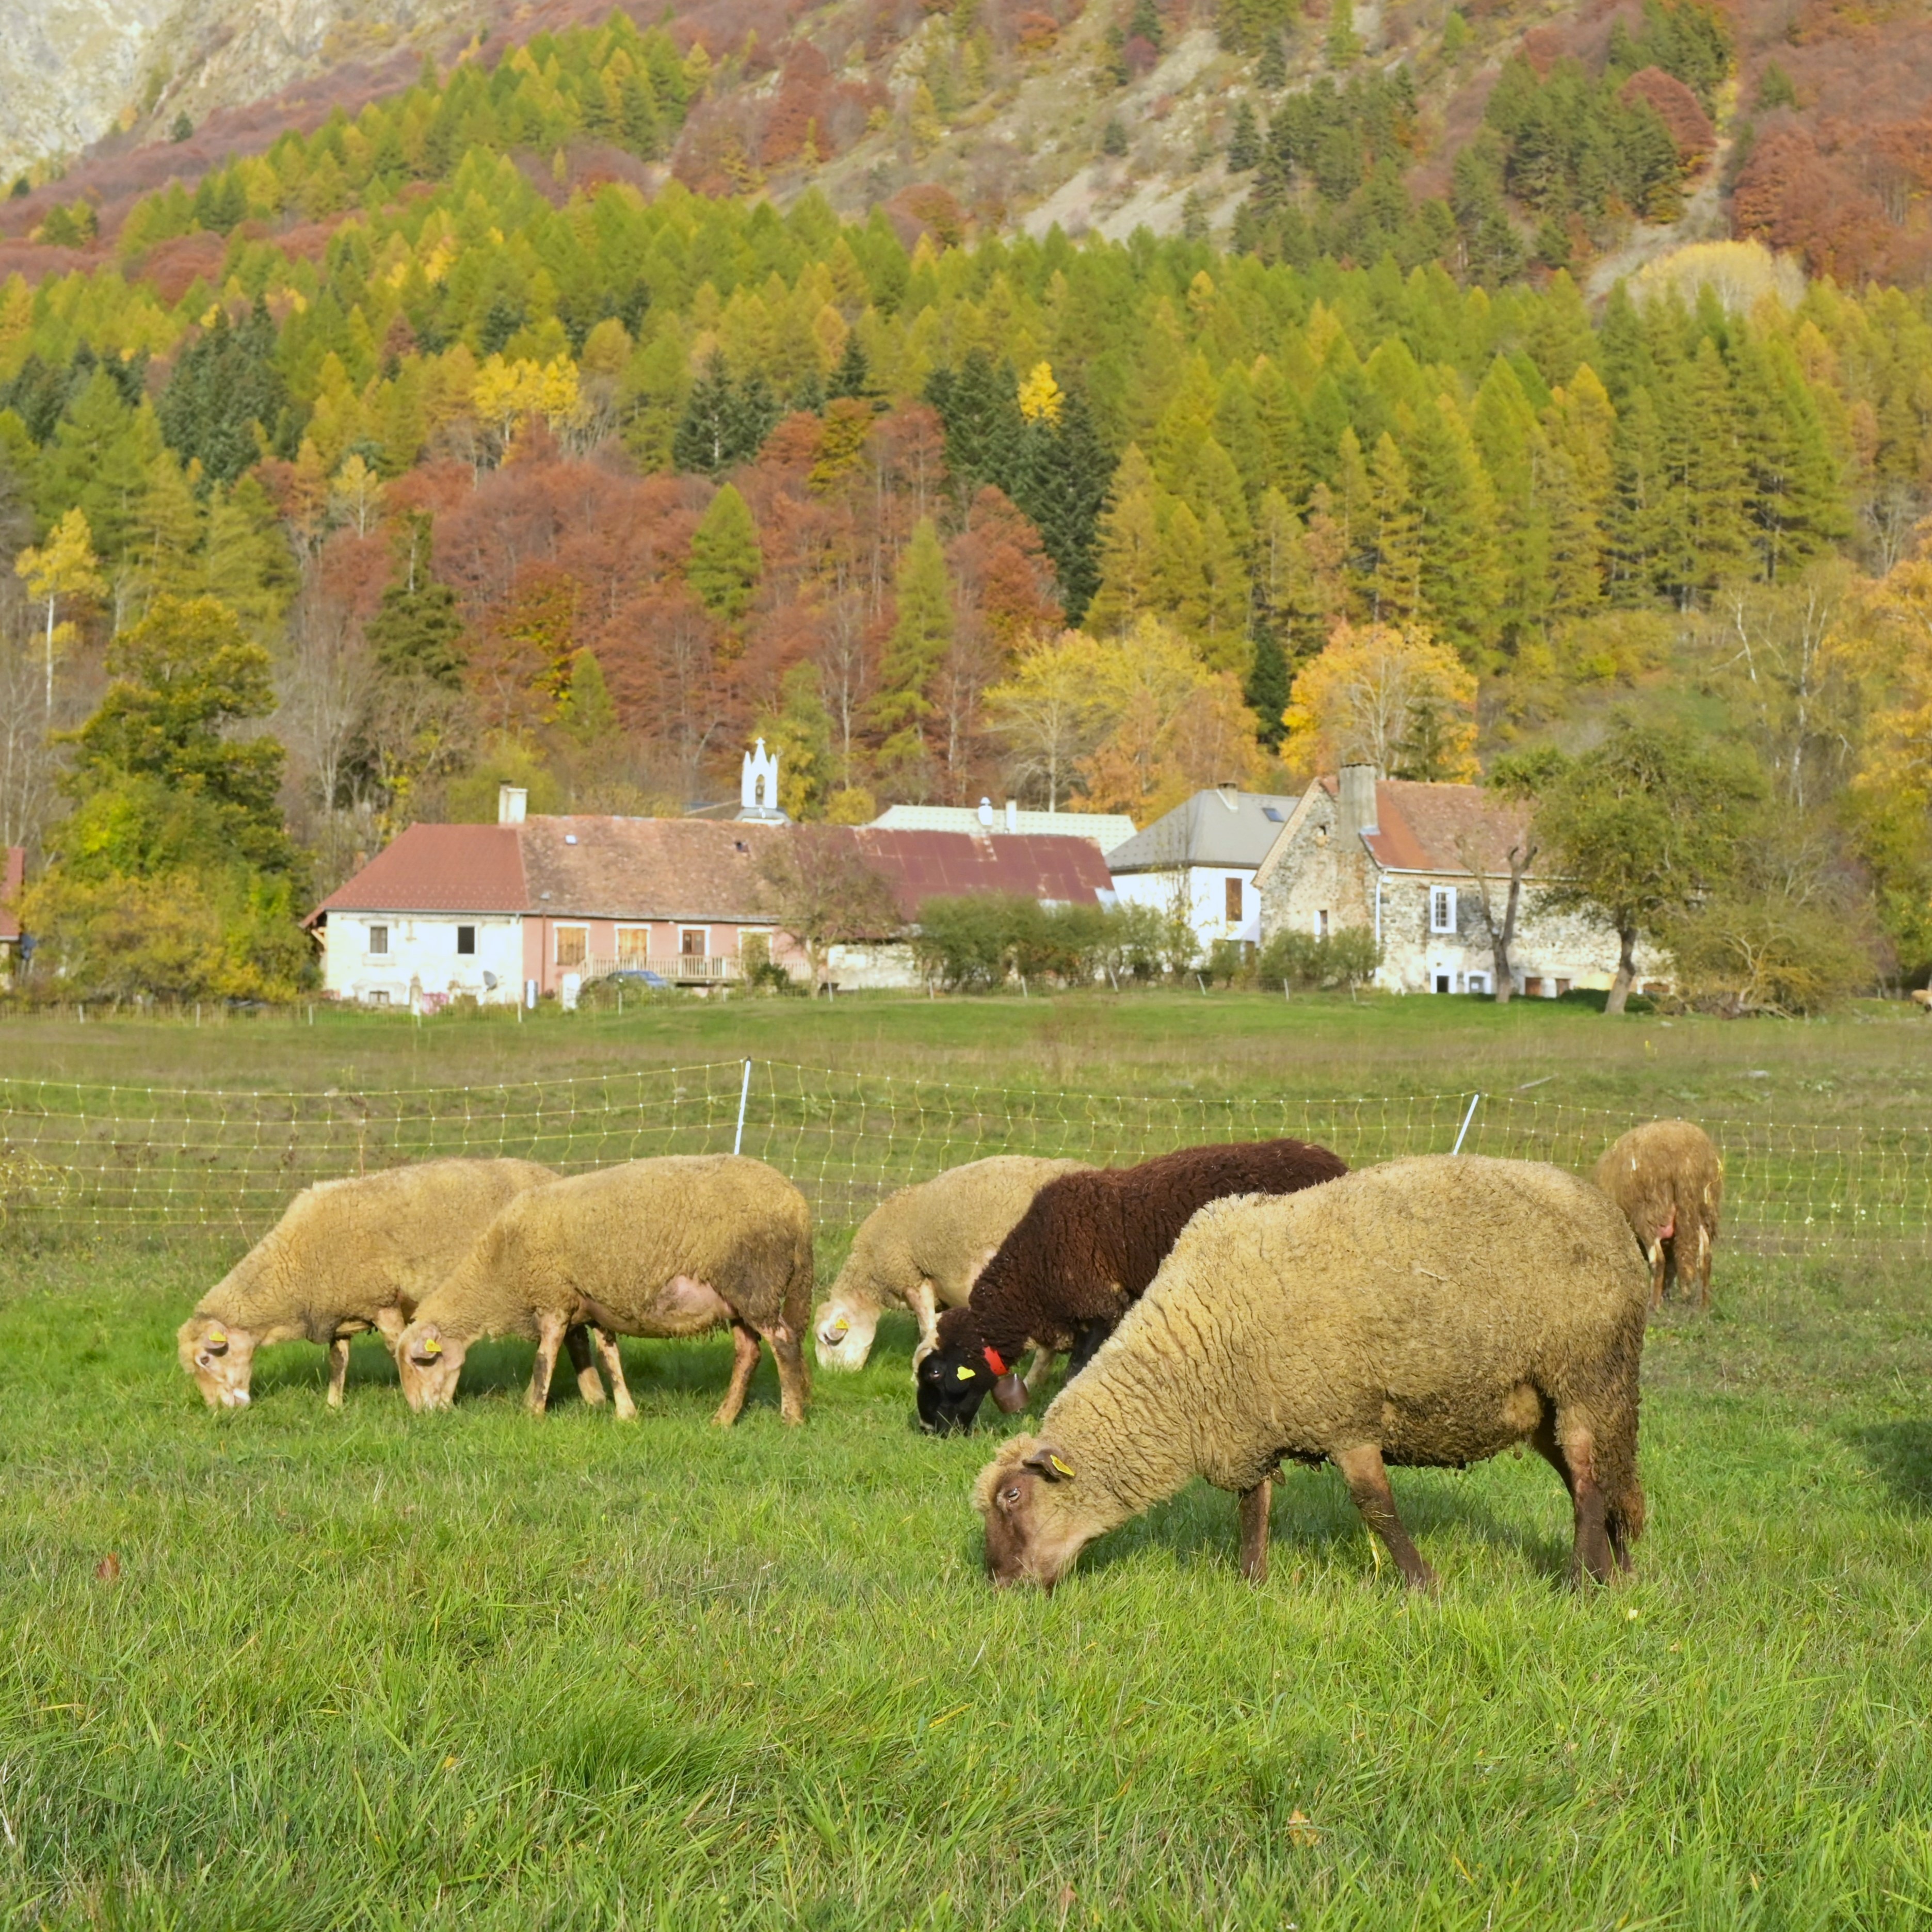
[3,1000,1931,1926]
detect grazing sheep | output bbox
[917,1137,1348,1434]
[176,1157,557,1409]
[395,1154,813,1425]
[814,1156,1091,1372]
[974,1155,1650,1593]
[1592,1120,1723,1308]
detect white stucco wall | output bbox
[1110,866,1262,949]
[322,913,524,1007]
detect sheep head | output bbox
[177,1316,257,1409]
[973,1435,1092,1590]
[395,1320,464,1410]
[916,1307,1025,1432]
[812,1294,879,1372]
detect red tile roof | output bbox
[308,819,1108,928]
[0,846,22,942]
[309,823,525,921]
[1321,777,1538,877]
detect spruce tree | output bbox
[827,334,874,403]
[1015,389,1114,628]
[367,513,466,687]
[1245,624,1290,749]
[558,648,620,744]
[1257,36,1288,90]
[1228,101,1262,171]
[925,349,1022,501]
[672,351,738,474]
[687,484,762,623]
[156,298,293,487]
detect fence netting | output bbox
[0,1059,1916,1261]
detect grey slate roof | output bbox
[1105,788,1301,874]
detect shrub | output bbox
[1257,926,1382,990]
[1206,937,1254,986]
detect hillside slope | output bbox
[5,0,1928,286]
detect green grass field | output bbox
[3,993,1931,1926]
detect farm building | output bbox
[1254,766,1667,996]
[1,845,22,977]
[871,799,1139,856]
[307,782,1114,1009]
[1105,786,1300,952]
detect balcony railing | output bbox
[571,953,739,984]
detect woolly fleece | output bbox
[974,1155,1650,1589]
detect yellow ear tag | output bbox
[956,1364,976,1381]
[422,1339,442,1358]
[1050,1455,1075,1478]
[206,1328,227,1346]
[830,1318,849,1336]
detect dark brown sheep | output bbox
[915,1137,1348,1432]
[1592,1120,1723,1308]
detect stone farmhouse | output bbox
[1,845,22,978]
[1254,765,1667,997]
[1105,786,1301,953]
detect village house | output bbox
[307,752,1114,1007]
[1253,765,1668,997]
[1,846,23,978]
[1105,786,1302,953]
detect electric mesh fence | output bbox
[0,1059,1918,1260]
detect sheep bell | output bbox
[177,1316,256,1409]
[395,1321,464,1411]
[916,1344,1023,1432]
[812,1299,878,1372]
[976,1440,1084,1590]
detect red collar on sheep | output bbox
[982,1346,1008,1378]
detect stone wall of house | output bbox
[1259,799,1669,995]
[823,941,922,991]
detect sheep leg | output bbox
[1065,1318,1112,1379]
[1332,1444,1436,1592]
[1021,1347,1056,1400]
[326,1334,351,1408]
[713,1320,763,1427]
[591,1328,638,1421]
[1237,1476,1273,1584]
[1697,1223,1714,1309]
[1536,1413,1615,1585]
[1648,1241,1667,1309]
[564,1325,606,1407]
[907,1278,941,1357]
[526,1311,568,1414]
[765,1319,809,1426]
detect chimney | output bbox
[1337,764,1378,846]
[978,797,995,829]
[1004,798,1018,833]
[497,784,527,825]
[1216,780,1239,810]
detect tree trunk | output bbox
[1604,925,1638,1015]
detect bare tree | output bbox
[277,569,379,880]
[1457,826,1538,1006]
[755,827,904,990]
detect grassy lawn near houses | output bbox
[2,994,1929,1925]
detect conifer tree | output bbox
[557,648,620,745]
[1607,385,1668,606]
[1015,389,1114,628]
[687,483,762,623]
[204,476,296,640]
[1228,101,1262,171]
[157,299,294,487]
[1086,445,1165,637]
[131,450,206,610]
[1406,397,1504,658]
[1362,431,1421,624]
[367,513,466,687]
[872,520,954,783]
[1659,337,1748,608]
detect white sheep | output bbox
[395,1153,813,1425]
[176,1157,556,1409]
[975,1155,1650,1592]
[813,1155,1089,1372]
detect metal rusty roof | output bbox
[852,828,1113,916]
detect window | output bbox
[1524,977,1544,999]
[366,989,390,1007]
[368,925,388,955]
[680,928,707,959]
[1429,887,1457,933]
[1316,909,1330,939]
[1467,972,1488,995]
[1262,806,1284,823]
[555,926,587,968]
[456,925,476,956]
[1224,878,1243,924]
[617,926,649,967]
[1435,973,1451,994]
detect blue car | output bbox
[598,967,669,990]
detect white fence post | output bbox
[733,1058,753,1155]
[1452,1092,1483,1155]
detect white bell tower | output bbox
[737,738,786,822]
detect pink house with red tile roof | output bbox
[1253,767,1669,997]
[307,807,1112,1007]
[1,846,23,972]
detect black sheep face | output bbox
[917,1346,995,1433]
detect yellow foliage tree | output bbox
[1281,619,1478,782]
[14,507,105,713]
[1017,361,1062,424]
[471,353,588,456]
